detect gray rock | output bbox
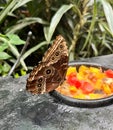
[1,55,113,130]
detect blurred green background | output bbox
[0,0,113,77]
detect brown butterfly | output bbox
[26,35,68,94]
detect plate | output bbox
[50,62,113,108]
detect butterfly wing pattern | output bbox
[26,35,68,94]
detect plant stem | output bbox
[69,0,89,60]
[8,31,32,76]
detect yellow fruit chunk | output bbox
[94,79,103,90]
[66,67,76,76]
[69,86,77,95]
[90,67,101,73]
[77,73,85,80]
[102,84,112,94]
[89,93,103,99]
[79,65,89,73]
[74,94,88,99]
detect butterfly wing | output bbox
[26,63,46,94]
[42,35,68,65]
[26,35,68,94]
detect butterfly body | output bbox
[26,35,68,94]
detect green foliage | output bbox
[0,33,26,76]
[0,0,113,77]
[14,68,26,78]
[44,4,74,43]
[0,52,11,60]
[6,17,48,34]
[0,62,11,77]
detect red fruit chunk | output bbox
[105,69,113,78]
[67,73,81,88]
[80,81,94,94]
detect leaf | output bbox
[22,41,48,60]
[0,64,3,73]
[0,0,32,24]
[104,41,113,51]
[0,33,27,70]
[14,73,19,78]
[69,51,74,61]
[0,52,11,59]
[91,43,98,56]
[101,0,113,34]
[2,62,11,73]
[0,33,8,39]
[10,0,32,13]
[6,34,25,45]
[6,17,48,33]
[0,0,18,23]
[8,44,27,70]
[81,0,97,51]
[43,27,49,42]
[21,69,26,76]
[99,22,113,37]
[44,4,74,42]
[0,43,8,52]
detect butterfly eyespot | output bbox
[38,77,43,82]
[55,51,60,56]
[38,84,42,87]
[44,66,54,77]
[51,57,55,60]
[46,69,51,74]
[59,44,63,49]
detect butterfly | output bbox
[26,35,68,94]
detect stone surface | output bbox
[1,54,113,130]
